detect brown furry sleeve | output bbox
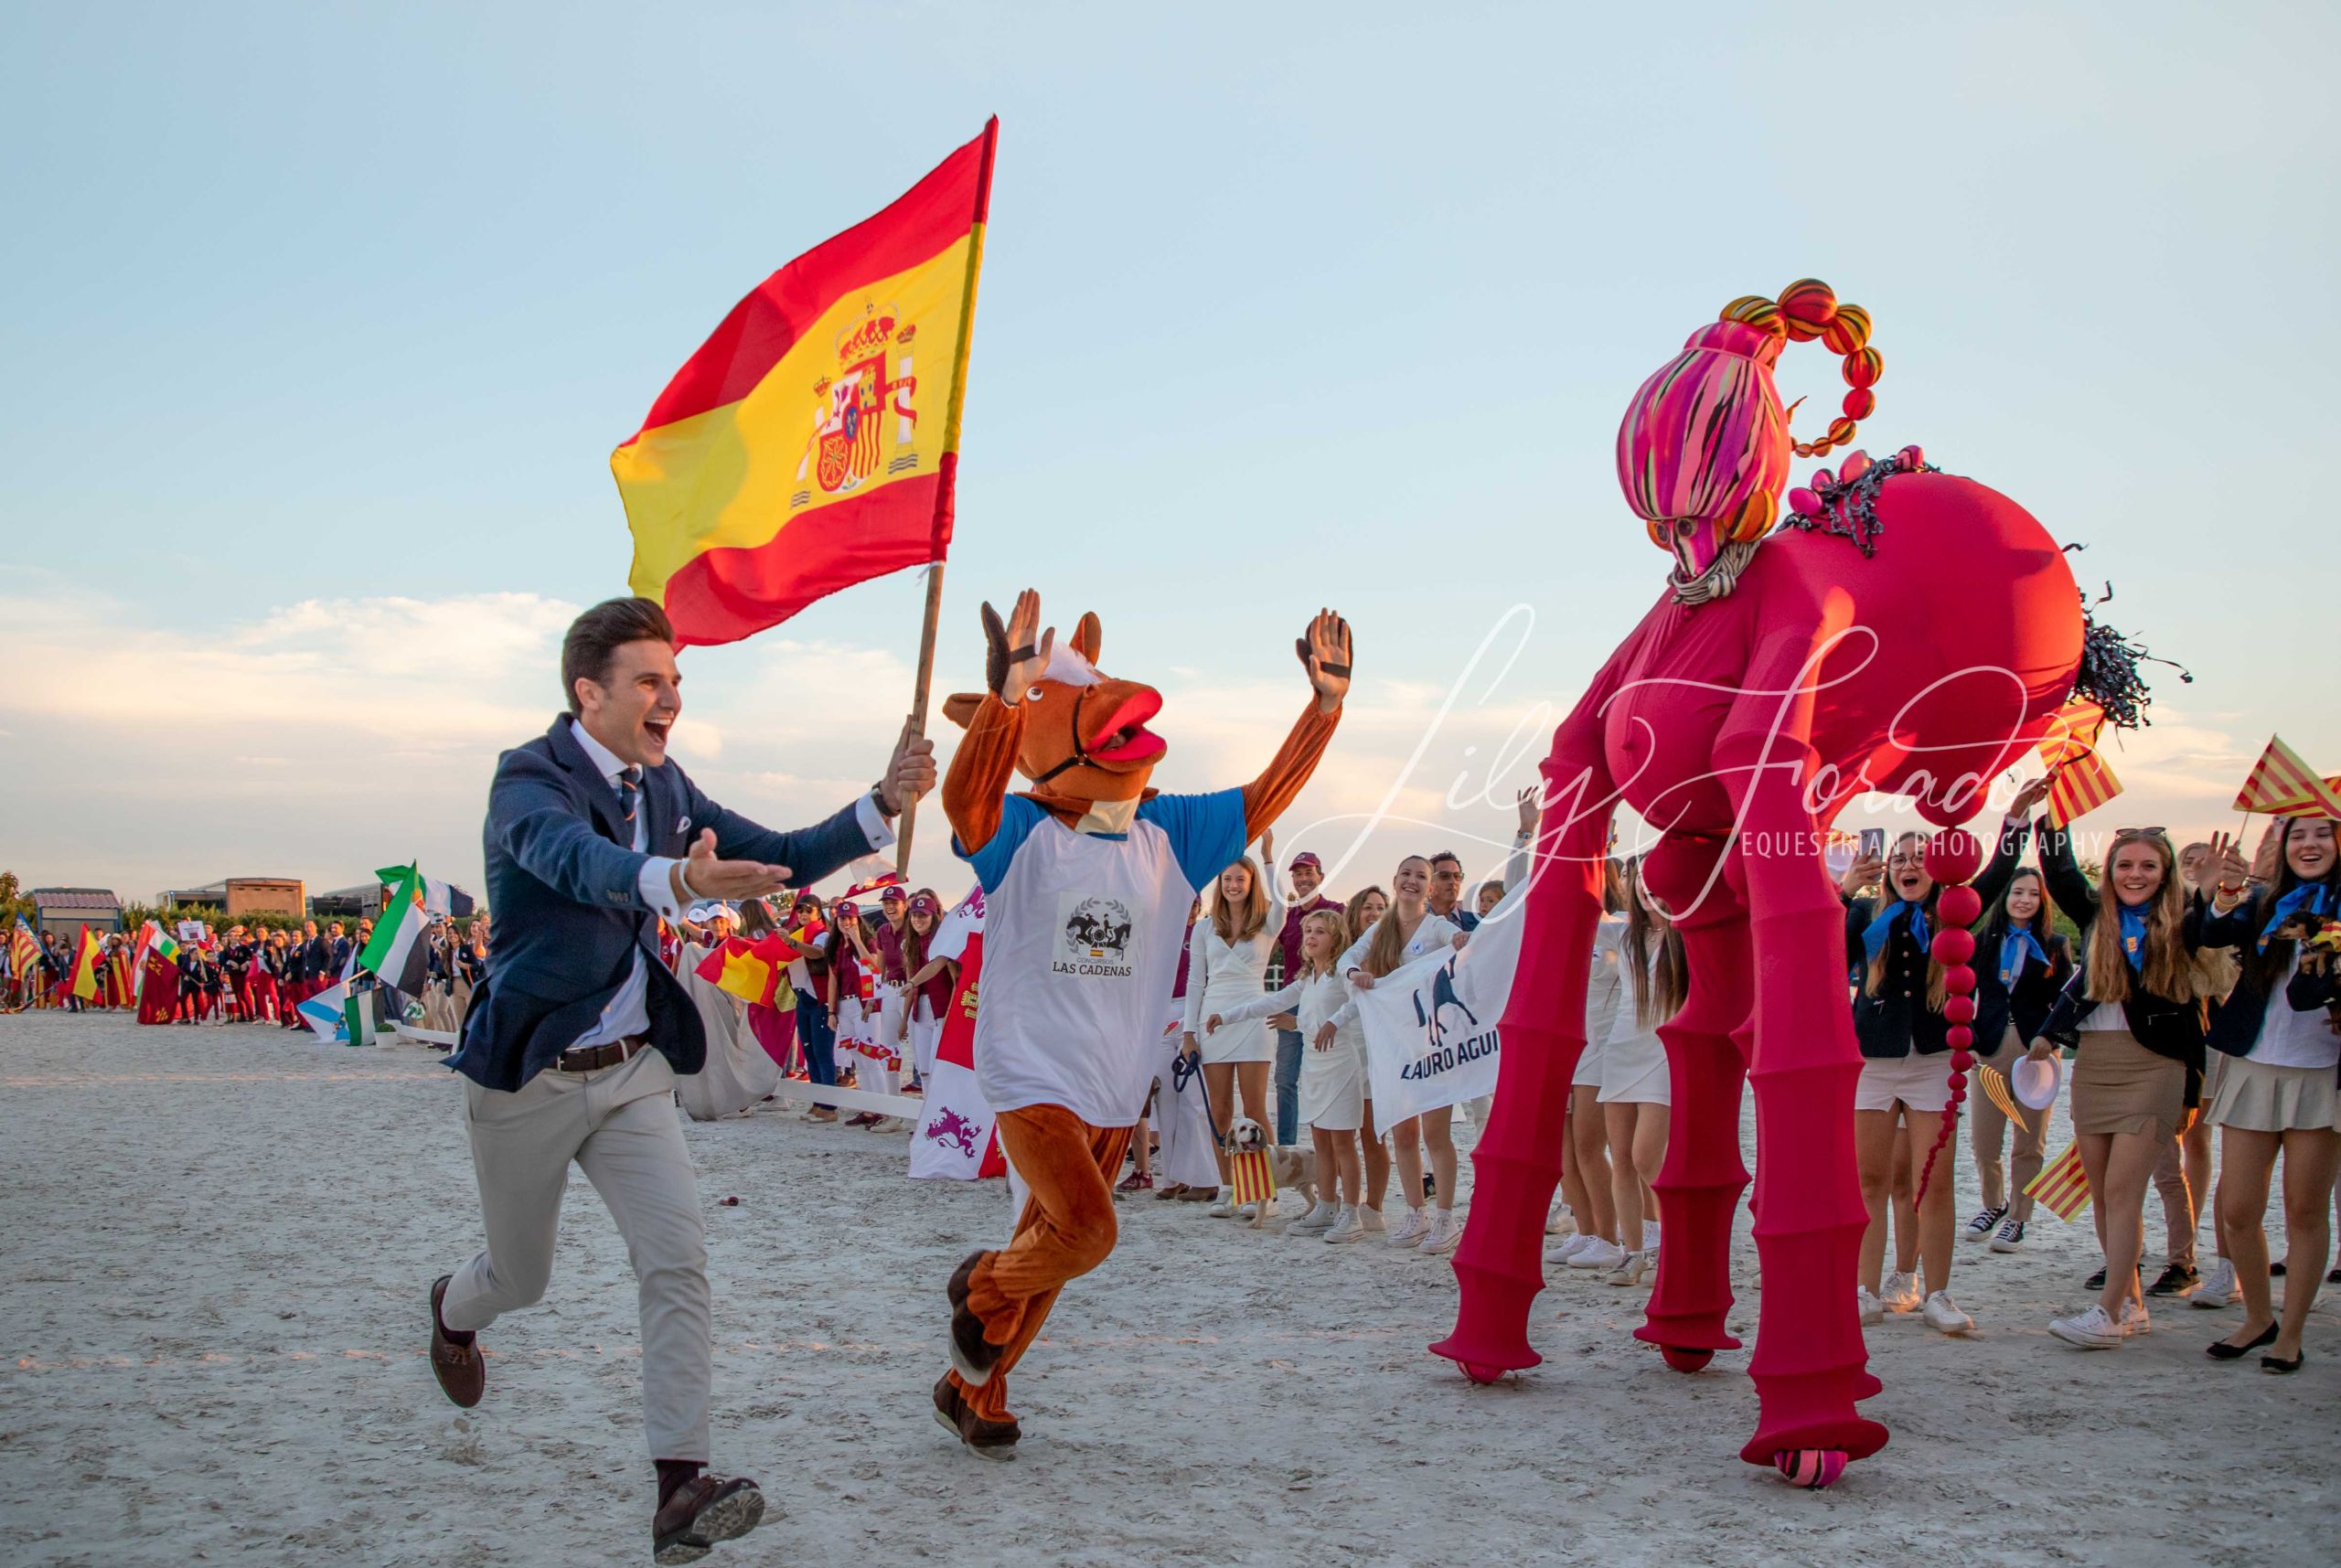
[943,694,1027,853]
[1240,699,1342,841]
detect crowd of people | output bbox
[17,795,2336,1374]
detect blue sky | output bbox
[4,2,2335,902]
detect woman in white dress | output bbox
[1183,841,1286,1211]
[1597,856,1683,1286]
[1332,855,1467,1255]
[1343,887,1393,1231]
[1209,908,1368,1240]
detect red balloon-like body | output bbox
[1943,995,1975,1024]
[1931,928,1976,967]
[1937,884,1983,926]
[1943,965,1976,996]
[1926,829,1985,883]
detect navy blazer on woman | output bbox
[448,714,882,1092]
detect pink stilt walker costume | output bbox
[1431,279,2172,1486]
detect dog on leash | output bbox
[1225,1117,1319,1229]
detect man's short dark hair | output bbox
[561,598,676,716]
[1428,851,1465,871]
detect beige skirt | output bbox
[2209,1054,2341,1135]
[2070,1029,2186,1140]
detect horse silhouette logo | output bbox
[1063,897,1134,960]
[925,1107,981,1157]
[1412,960,1479,1050]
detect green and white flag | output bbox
[360,863,431,995]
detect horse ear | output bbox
[941,692,983,729]
[1072,612,1102,664]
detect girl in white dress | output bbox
[1183,844,1286,1212]
[1598,856,1684,1286]
[1331,855,1467,1254]
[1210,909,1366,1239]
[1343,887,1393,1232]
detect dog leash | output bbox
[1171,1047,1229,1150]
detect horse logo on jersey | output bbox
[1053,894,1136,979]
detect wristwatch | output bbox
[869,782,899,819]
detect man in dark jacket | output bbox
[425,598,934,1563]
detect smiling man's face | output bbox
[576,638,682,769]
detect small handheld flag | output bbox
[2024,1142,2092,1221]
[2035,699,2122,827]
[68,924,102,1001]
[1976,1063,2025,1127]
[359,864,432,995]
[1228,1147,1277,1210]
[2234,735,2341,820]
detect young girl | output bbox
[2037,827,2216,1349]
[1842,829,1982,1336]
[1598,857,1684,1287]
[1210,908,1365,1238]
[1343,886,1392,1232]
[898,893,951,1094]
[1967,861,2073,1253]
[824,901,888,1125]
[1332,856,1467,1253]
[2198,816,2338,1372]
[1182,841,1287,1216]
[1554,859,1625,1271]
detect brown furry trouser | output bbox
[948,1104,1134,1424]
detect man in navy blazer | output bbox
[427,597,935,1563]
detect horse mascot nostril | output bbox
[926,588,1352,1457]
[1433,278,2166,1488]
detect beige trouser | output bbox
[2151,1128,2197,1271]
[1972,1029,2052,1220]
[441,1048,711,1461]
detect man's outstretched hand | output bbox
[880,714,937,816]
[674,828,790,903]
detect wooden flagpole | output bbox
[895,561,946,874]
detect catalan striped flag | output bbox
[2233,734,2341,820]
[1227,1147,1278,1210]
[1976,1062,2024,1125]
[614,120,999,648]
[2035,698,2122,827]
[2024,1141,2093,1221]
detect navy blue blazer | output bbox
[448,715,882,1092]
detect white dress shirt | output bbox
[564,719,893,1052]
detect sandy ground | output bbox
[3,1010,2335,1568]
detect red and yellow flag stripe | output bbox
[2024,1141,2092,1221]
[615,120,998,647]
[2234,734,2341,820]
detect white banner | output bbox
[1352,890,1526,1124]
[906,1057,1001,1180]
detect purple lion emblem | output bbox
[925,1107,980,1157]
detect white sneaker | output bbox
[1324,1208,1366,1243]
[1545,1233,1593,1266]
[1386,1208,1430,1247]
[1921,1290,1974,1335]
[1989,1216,2027,1253]
[1357,1205,1386,1234]
[1881,1270,1922,1313]
[2190,1257,2240,1308]
[1963,1205,2007,1244]
[2049,1304,2124,1349]
[1567,1237,1627,1271]
[1606,1250,1652,1287]
[1417,1210,1462,1255]
[1857,1288,1886,1327]
[2120,1298,2151,1337]
[1288,1200,1338,1233]
[1207,1188,1236,1217]
[1546,1204,1575,1237]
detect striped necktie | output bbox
[615,765,641,827]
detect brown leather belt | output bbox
[555,1035,651,1073]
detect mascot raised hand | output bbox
[1435,279,2161,1487]
[930,588,1352,1456]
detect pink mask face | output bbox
[1617,317,1790,584]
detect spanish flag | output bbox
[68,923,102,1002]
[614,120,998,648]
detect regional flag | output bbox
[2024,1141,2093,1222]
[68,924,102,1001]
[2035,698,2121,827]
[359,864,432,995]
[615,119,999,647]
[1228,1147,1278,1210]
[696,933,795,1010]
[2234,734,2341,820]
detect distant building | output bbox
[225,879,305,919]
[31,887,123,939]
[308,883,381,919]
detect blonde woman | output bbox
[1344,887,1392,1232]
[1210,909,1364,1238]
[1183,837,1286,1215]
[1332,856,1466,1253]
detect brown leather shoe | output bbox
[946,1251,999,1387]
[931,1374,1020,1460]
[428,1275,484,1409]
[651,1473,765,1564]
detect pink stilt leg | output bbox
[1632,831,1748,1369]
